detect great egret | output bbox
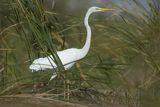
[29,6,113,80]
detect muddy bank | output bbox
[0,94,128,107]
[0,95,87,107]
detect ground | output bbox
[0,94,128,107]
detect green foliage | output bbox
[0,0,160,106]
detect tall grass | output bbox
[0,0,65,94]
[95,0,160,106]
[0,0,160,107]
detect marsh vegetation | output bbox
[0,0,160,107]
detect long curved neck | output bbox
[78,10,93,59]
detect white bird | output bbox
[29,6,113,80]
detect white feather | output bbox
[29,6,112,80]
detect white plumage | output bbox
[29,7,113,80]
[29,48,79,71]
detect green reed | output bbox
[0,0,160,106]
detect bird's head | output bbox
[89,6,114,13]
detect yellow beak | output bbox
[97,8,114,11]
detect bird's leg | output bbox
[63,74,66,100]
[66,79,70,101]
[63,81,66,99]
[62,74,70,101]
